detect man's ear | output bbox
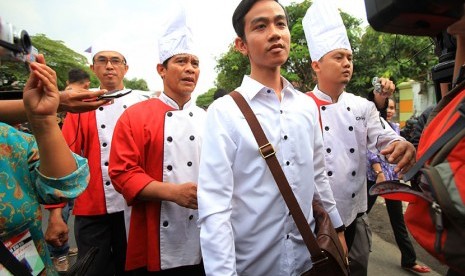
[235,37,248,56]
[311,60,320,74]
[157,63,166,79]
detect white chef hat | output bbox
[302,0,352,62]
[157,5,197,64]
[90,35,128,63]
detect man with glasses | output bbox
[56,42,147,275]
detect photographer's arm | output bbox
[0,100,28,124]
[447,8,465,84]
[24,55,76,177]
[0,89,109,125]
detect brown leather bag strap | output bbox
[230,91,327,262]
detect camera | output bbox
[364,0,464,37]
[0,17,36,64]
[0,18,37,100]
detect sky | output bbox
[1,0,368,98]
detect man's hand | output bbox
[45,208,69,247]
[373,77,395,110]
[337,231,349,265]
[58,89,111,113]
[380,140,416,178]
[174,182,199,210]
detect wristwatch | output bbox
[374,170,384,177]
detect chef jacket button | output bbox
[280,110,283,114]
[102,142,107,147]
[99,107,104,111]
[321,106,326,111]
[348,126,354,131]
[123,105,127,109]
[167,165,173,171]
[163,221,169,227]
[189,135,195,141]
[267,89,271,93]
[326,148,331,153]
[283,135,288,140]
[189,215,194,220]
[104,161,109,166]
[352,193,355,198]
[324,126,330,131]
[167,136,173,142]
[286,161,290,166]
[286,234,290,239]
[352,171,356,176]
[105,181,111,186]
[189,112,193,117]
[328,171,333,176]
[167,112,173,117]
[187,161,192,167]
[350,148,355,153]
[347,107,351,111]
[101,124,106,129]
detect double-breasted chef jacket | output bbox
[109,93,206,271]
[61,89,147,216]
[308,86,404,226]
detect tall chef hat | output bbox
[158,5,197,64]
[302,0,352,61]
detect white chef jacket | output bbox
[158,93,206,269]
[198,76,343,276]
[310,86,404,226]
[97,90,148,214]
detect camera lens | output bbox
[18,30,32,54]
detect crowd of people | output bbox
[1,0,464,275]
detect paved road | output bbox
[42,200,450,275]
[368,198,449,275]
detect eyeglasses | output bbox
[93,56,126,66]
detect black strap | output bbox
[404,101,465,181]
[0,240,32,276]
[229,91,328,263]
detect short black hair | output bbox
[232,0,288,40]
[68,68,90,84]
[213,88,229,100]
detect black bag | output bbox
[230,91,349,276]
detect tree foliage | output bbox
[31,34,97,90]
[351,27,437,96]
[202,0,438,107]
[195,87,217,109]
[123,77,149,91]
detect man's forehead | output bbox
[94,51,124,58]
[171,53,199,61]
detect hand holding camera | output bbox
[372,77,395,98]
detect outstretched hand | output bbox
[58,89,111,113]
[23,54,60,118]
[380,140,416,178]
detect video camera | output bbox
[0,17,36,64]
[0,17,37,99]
[364,0,464,101]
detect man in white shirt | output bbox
[197,0,346,275]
